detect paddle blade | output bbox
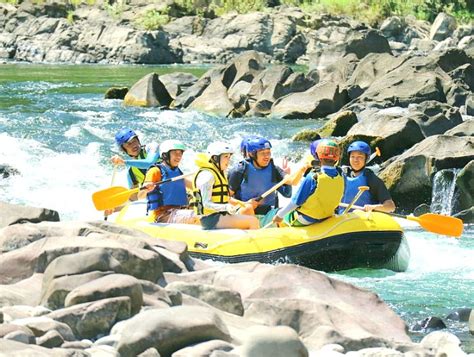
[92,186,135,211]
[409,214,464,238]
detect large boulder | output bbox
[64,274,143,315]
[0,235,163,284]
[357,56,452,106]
[246,65,293,116]
[159,72,198,99]
[124,73,173,108]
[112,306,232,357]
[187,76,235,116]
[445,120,474,137]
[166,281,244,316]
[163,263,411,351]
[345,111,424,160]
[271,81,348,119]
[0,202,59,228]
[430,12,457,41]
[407,101,463,137]
[379,135,474,210]
[454,160,474,212]
[47,296,132,340]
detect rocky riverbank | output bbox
[0,2,472,65]
[0,201,473,356]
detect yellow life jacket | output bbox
[191,158,229,215]
[298,171,344,220]
[128,147,147,186]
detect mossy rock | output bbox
[292,130,321,142]
[104,87,129,100]
[318,110,358,137]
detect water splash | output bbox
[430,168,460,215]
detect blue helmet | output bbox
[347,141,371,157]
[310,139,322,160]
[240,135,260,156]
[246,137,272,155]
[115,128,137,147]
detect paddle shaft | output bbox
[104,165,117,221]
[342,186,369,214]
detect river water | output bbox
[1,63,473,352]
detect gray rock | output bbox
[412,316,447,331]
[380,135,474,210]
[0,323,36,342]
[237,325,308,357]
[159,72,198,99]
[12,315,76,341]
[188,76,234,116]
[113,305,231,357]
[446,308,472,322]
[271,81,348,119]
[345,113,424,160]
[4,329,36,344]
[124,73,173,108]
[0,338,78,356]
[0,164,20,178]
[0,201,59,228]
[430,12,457,41]
[454,160,474,212]
[104,87,129,100]
[172,339,234,357]
[166,281,243,316]
[36,329,64,348]
[47,296,132,340]
[173,67,223,108]
[41,271,114,310]
[454,206,474,224]
[466,94,474,115]
[420,331,465,356]
[0,273,43,306]
[65,273,143,315]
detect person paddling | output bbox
[138,140,199,224]
[340,141,395,213]
[111,128,160,190]
[191,142,259,230]
[272,139,344,226]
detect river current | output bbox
[1,63,472,351]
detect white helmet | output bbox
[207,142,233,157]
[160,140,186,156]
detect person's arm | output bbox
[137,167,162,200]
[124,142,160,169]
[365,172,395,213]
[195,171,235,213]
[274,175,317,221]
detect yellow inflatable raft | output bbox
[114,203,410,272]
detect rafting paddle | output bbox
[339,203,463,237]
[92,172,194,211]
[342,186,369,214]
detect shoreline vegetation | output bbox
[0,0,472,30]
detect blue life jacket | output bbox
[340,168,376,213]
[147,163,188,213]
[235,159,281,214]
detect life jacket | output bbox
[146,163,188,213]
[232,159,283,214]
[297,170,344,220]
[128,146,148,186]
[191,160,229,215]
[340,167,376,213]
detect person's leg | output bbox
[215,214,260,229]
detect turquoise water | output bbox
[1,63,473,351]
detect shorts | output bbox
[200,212,228,230]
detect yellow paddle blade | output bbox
[408,214,463,238]
[92,186,139,211]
